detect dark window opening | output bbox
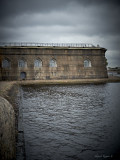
[20,72,26,80]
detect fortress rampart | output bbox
[0,43,108,80]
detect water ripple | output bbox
[18,83,120,160]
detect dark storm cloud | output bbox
[0,0,72,19]
[0,0,120,18]
[1,1,120,36]
[0,0,120,67]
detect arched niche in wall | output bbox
[34,59,42,68]
[49,59,57,67]
[84,59,92,68]
[18,59,27,68]
[2,58,11,68]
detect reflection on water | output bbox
[18,83,120,160]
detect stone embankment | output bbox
[0,97,16,160]
[0,81,18,160]
[18,77,120,85]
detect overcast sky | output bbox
[0,0,120,67]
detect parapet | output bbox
[0,42,106,50]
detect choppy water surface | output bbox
[19,83,120,160]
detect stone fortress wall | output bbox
[0,43,108,81]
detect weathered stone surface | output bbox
[0,46,108,80]
[0,96,16,160]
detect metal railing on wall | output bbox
[0,42,96,48]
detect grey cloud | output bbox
[1,5,120,37]
[76,0,120,6]
[0,0,73,19]
[0,0,120,67]
[0,0,120,40]
[1,0,120,19]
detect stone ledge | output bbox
[17,77,120,85]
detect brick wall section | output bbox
[0,46,108,80]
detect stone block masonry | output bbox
[0,43,108,80]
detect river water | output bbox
[17,83,120,160]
